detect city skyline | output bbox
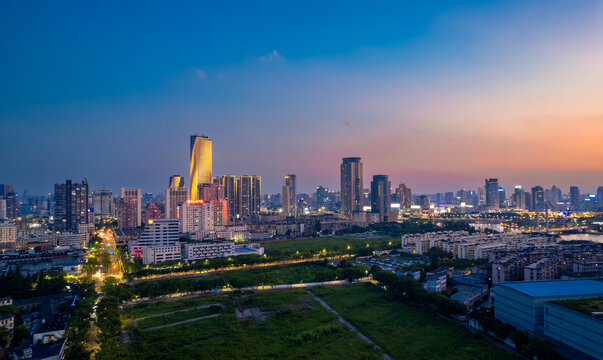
[2,1,603,195]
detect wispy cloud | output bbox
[194,68,206,79]
[259,50,284,63]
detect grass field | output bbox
[261,236,397,256]
[126,289,381,360]
[137,306,223,330]
[123,296,230,319]
[312,284,516,360]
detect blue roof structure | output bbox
[499,279,603,298]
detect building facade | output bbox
[190,135,213,200]
[54,180,89,232]
[370,175,391,222]
[341,157,363,217]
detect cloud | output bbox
[194,68,206,79]
[259,50,284,63]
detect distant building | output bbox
[0,184,17,220]
[54,180,89,232]
[396,183,412,209]
[142,244,181,265]
[494,279,603,335]
[143,202,161,224]
[316,186,328,208]
[282,174,297,217]
[117,198,138,229]
[190,135,213,200]
[0,221,16,251]
[340,157,363,217]
[370,175,391,222]
[165,176,189,219]
[180,201,215,233]
[531,186,544,211]
[423,274,446,292]
[485,178,499,209]
[236,175,261,218]
[512,186,525,209]
[570,186,580,209]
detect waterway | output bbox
[559,234,603,243]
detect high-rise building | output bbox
[316,186,328,208]
[93,189,115,221]
[478,187,486,206]
[444,192,454,204]
[54,180,89,232]
[169,175,185,188]
[236,175,261,218]
[180,201,214,233]
[190,135,212,200]
[485,179,499,209]
[143,202,161,224]
[282,175,297,217]
[219,175,237,223]
[165,176,189,219]
[0,200,6,220]
[121,187,142,226]
[0,184,17,220]
[136,218,180,247]
[340,157,363,216]
[570,186,580,209]
[117,198,138,229]
[396,183,412,209]
[370,175,391,222]
[512,186,526,209]
[598,186,603,210]
[498,187,506,206]
[531,186,544,211]
[545,186,562,209]
[198,183,225,202]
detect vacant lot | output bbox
[126,289,381,360]
[312,284,516,360]
[261,236,397,256]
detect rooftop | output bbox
[499,279,603,298]
[551,297,603,320]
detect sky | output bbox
[1,0,603,196]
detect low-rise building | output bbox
[142,245,181,265]
[423,274,446,292]
[451,285,488,307]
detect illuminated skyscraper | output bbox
[236,175,261,218]
[370,175,391,222]
[190,135,212,200]
[485,178,499,209]
[165,175,189,219]
[340,157,363,216]
[282,174,297,217]
[512,186,526,209]
[54,180,89,232]
[219,175,236,223]
[531,186,544,211]
[93,189,115,221]
[570,186,580,208]
[396,183,412,209]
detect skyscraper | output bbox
[236,175,261,218]
[219,175,237,223]
[570,186,580,209]
[282,174,297,217]
[190,135,212,200]
[485,179,499,209]
[531,186,544,211]
[396,183,412,209]
[165,176,189,219]
[598,186,603,210]
[121,187,142,227]
[93,189,115,221]
[0,184,17,220]
[512,186,525,209]
[54,180,89,232]
[370,175,391,222]
[340,157,363,216]
[316,186,328,208]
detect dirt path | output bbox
[307,290,393,360]
[143,313,221,331]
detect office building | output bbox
[485,178,499,209]
[315,186,328,208]
[340,157,363,216]
[54,180,89,232]
[494,279,603,335]
[190,135,212,200]
[0,221,17,252]
[142,245,181,265]
[143,203,161,224]
[512,186,525,209]
[133,218,180,248]
[370,175,391,222]
[120,187,142,227]
[0,184,17,220]
[0,200,6,220]
[282,175,297,217]
[180,201,215,233]
[165,176,189,219]
[198,183,224,202]
[92,189,115,221]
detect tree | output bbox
[12,325,29,347]
[524,338,562,360]
[0,326,10,348]
[510,330,529,353]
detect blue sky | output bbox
[1,1,603,195]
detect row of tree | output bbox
[63,278,96,360]
[0,268,67,299]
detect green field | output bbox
[137,306,223,330]
[312,284,516,360]
[126,289,381,360]
[123,296,230,319]
[261,236,397,256]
